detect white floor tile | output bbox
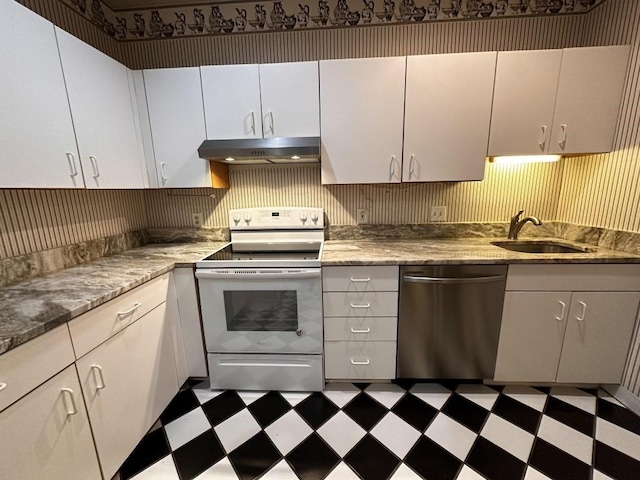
[193,389,224,405]
[131,456,179,480]
[164,407,212,451]
[265,410,313,456]
[480,413,535,462]
[390,463,423,479]
[456,384,499,411]
[370,412,422,459]
[193,458,239,479]
[424,413,476,461]
[593,470,616,480]
[457,465,488,480]
[280,391,311,407]
[410,384,452,410]
[597,390,624,407]
[261,459,299,479]
[524,466,553,479]
[214,409,262,454]
[537,415,593,464]
[317,411,367,457]
[325,462,361,480]
[502,385,548,412]
[365,384,405,409]
[237,391,267,406]
[596,417,640,461]
[550,387,597,414]
[323,383,361,408]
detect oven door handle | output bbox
[196,270,321,280]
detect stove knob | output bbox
[299,212,307,224]
[244,214,251,225]
[311,213,319,224]
[233,214,240,225]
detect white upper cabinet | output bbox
[0,1,82,188]
[56,27,144,189]
[201,64,263,139]
[144,68,210,188]
[549,45,631,155]
[403,52,497,182]
[259,62,320,138]
[320,57,406,184]
[488,49,563,157]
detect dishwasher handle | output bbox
[403,274,505,284]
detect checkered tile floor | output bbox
[114,381,640,480]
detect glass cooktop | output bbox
[202,241,322,262]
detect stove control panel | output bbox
[229,207,324,230]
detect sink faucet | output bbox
[508,209,543,240]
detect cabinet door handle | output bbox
[60,388,78,416]
[350,303,370,308]
[408,154,416,180]
[350,277,371,282]
[91,365,106,390]
[0,383,6,392]
[576,301,587,322]
[555,300,566,321]
[538,125,547,151]
[160,162,168,185]
[350,358,370,365]
[117,301,142,318]
[250,110,256,135]
[389,155,397,181]
[350,327,371,333]
[89,156,100,178]
[268,110,274,134]
[558,124,567,150]
[66,152,78,177]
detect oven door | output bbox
[196,268,323,354]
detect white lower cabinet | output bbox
[0,365,101,480]
[76,303,179,479]
[324,342,397,380]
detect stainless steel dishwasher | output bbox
[397,265,507,379]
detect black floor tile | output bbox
[533,386,552,395]
[492,394,542,435]
[294,392,339,429]
[594,440,640,480]
[342,392,388,431]
[119,428,170,479]
[159,389,200,425]
[344,434,400,480]
[173,430,225,480]
[404,436,463,480]
[597,397,640,435]
[545,396,595,437]
[466,437,526,480]
[392,393,438,432]
[352,382,372,390]
[286,433,341,480]
[247,391,292,428]
[391,379,415,391]
[200,390,245,427]
[441,393,489,433]
[529,438,591,480]
[228,431,281,480]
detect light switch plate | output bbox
[430,206,447,222]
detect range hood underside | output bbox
[198,137,320,165]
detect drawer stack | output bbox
[322,266,399,380]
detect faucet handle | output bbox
[511,209,524,223]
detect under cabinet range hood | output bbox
[198,137,320,165]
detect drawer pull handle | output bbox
[117,302,142,317]
[576,301,587,322]
[91,365,106,390]
[60,388,78,416]
[350,277,371,282]
[0,383,6,392]
[350,303,371,309]
[350,359,370,365]
[555,301,566,321]
[350,327,371,333]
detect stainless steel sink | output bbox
[491,240,595,254]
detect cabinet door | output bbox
[201,64,262,139]
[403,52,496,182]
[0,365,101,480]
[259,62,320,138]
[494,292,571,382]
[76,303,179,479]
[488,50,562,156]
[144,68,210,187]
[556,292,640,384]
[55,28,144,189]
[0,1,82,188]
[320,57,406,184]
[549,46,631,155]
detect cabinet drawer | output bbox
[506,264,640,292]
[0,325,75,413]
[324,317,397,341]
[323,266,399,292]
[323,292,398,318]
[325,341,396,379]
[69,274,169,358]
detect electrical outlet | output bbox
[430,206,447,222]
[192,212,203,227]
[357,208,369,224]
